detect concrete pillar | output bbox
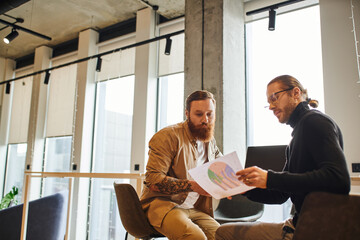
[319,0,360,182]
[130,7,157,173]
[0,58,15,195]
[185,0,247,159]
[25,46,52,199]
[70,28,98,240]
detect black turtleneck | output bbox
[245,102,350,226]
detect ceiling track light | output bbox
[246,0,304,31]
[268,9,276,31]
[44,71,51,84]
[3,28,19,44]
[0,18,51,41]
[96,57,102,72]
[5,82,11,94]
[164,37,172,55]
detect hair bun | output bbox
[307,98,319,108]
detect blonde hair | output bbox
[268,75,319,108]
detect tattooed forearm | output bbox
[154,177,192,194]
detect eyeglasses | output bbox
[265,87,294,108]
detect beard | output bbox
[187,117,215,142]
[281,100,298,124]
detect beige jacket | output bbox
[140,120,222,227]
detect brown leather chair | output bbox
[113,183,164,240]
[293,192,360,240]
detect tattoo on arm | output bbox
[154,177,192,194]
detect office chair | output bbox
[214,145,287,224]
[214,194,264,224]
[113,183,164,240]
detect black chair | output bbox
[0,191,68,240]
[214,194,264,224]
[113,183,164,240]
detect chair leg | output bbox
[125,231,128,240]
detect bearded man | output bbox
[140,90,222,240]
[215,75,350,240]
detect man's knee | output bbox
[167,227,207,240]
[216,222,285,240]
[184,230,207,240]
[197,219,219,240]
[156,220,208,240]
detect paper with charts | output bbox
[188,151,255,199]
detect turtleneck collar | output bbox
[286,101,310,128]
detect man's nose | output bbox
[269,102,276,110]
[202,115,209,123]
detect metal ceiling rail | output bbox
[1,29,185,85]
[0,18,52,41]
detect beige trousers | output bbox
[215,219,295,240]
[154,207,220,240]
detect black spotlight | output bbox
[5,82,11,94]
[268,9,276,31]
[3,28,19,44]
[96,57,102,72]
[164,37,172,55]
[44,70,51,84]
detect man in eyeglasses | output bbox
[141,90,222,240]
[215,75,350,240]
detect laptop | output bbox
[244,145,287,172]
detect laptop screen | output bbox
[244,145,287,172]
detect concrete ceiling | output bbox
[0,0,185,60]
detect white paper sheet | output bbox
[188,151,255,199]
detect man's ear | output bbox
[185,110,189,119]
[293,87,301,99]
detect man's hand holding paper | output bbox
[188,151,255,199]
[237,166,268,189]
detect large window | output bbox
[88,75,135,240]
[4,68,33,199]
[42,136,72,196]
[41,55,77,198]
[157,73,185,130]
[157,20,185,131]
[246,6,324,147]
[3,144,27,200]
